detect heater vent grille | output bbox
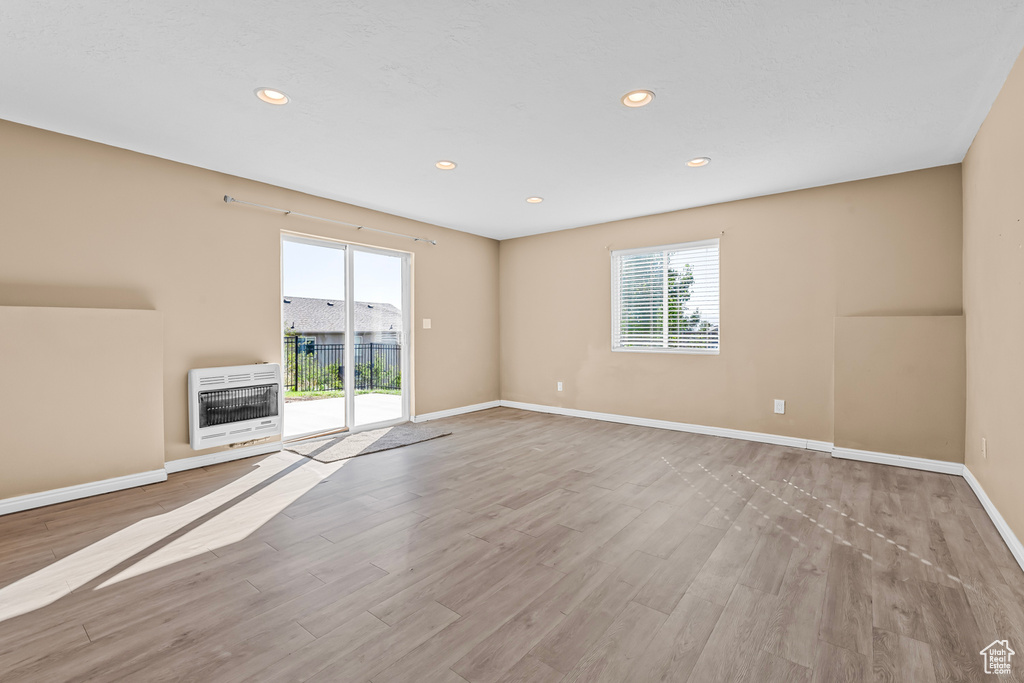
[198,384,279,428]
[188,363,282,450]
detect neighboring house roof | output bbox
[283,296,402,334]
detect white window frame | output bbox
[610,238,720,355]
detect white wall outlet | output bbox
[982,437,987,459]
[774,399,785,415]
[557,381,563,392]
[422,318,431,329]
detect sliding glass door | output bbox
[351,247,409,427]
[282,235,409,440]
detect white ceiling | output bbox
[2,2,1024,240]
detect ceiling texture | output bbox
[2,1,1024,240]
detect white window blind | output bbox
[612,238,720,354]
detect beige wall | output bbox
[834,316,965,462]
[963,48,1024,540]
[499,166,963,443]
[0,111,984,515]
[0,307,165,499]
[0,120,500,465]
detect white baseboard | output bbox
[0,469,167,517]
[0,441,282,516]
[963,467,1024,573]
[499,400,833,452]
[165,441,283,474]
[830,446,965,476]
[412,400,501,423]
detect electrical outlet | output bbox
[774,399,785,415]
[982,437,987,459]
[557,381,563,392]
[422,318,431,329]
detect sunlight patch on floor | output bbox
[98,455,346,587]
[0,451,345,623]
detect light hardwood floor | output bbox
[1,407,1023,682]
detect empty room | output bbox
[2,2,1024,681]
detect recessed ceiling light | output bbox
[526,197,544,204]
[435,160,457,170]
[255,88,289,105]
[621,90,655,108]
[687,157,711,167]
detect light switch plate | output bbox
[423,318,431,329]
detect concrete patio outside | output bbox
[283,394,403,439]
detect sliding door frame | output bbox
[281,232,411,440]
[346,243,411,431]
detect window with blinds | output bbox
[611,238,720,354]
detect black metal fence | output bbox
[284,337,402,392]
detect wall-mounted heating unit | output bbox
[188,364,282,450]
